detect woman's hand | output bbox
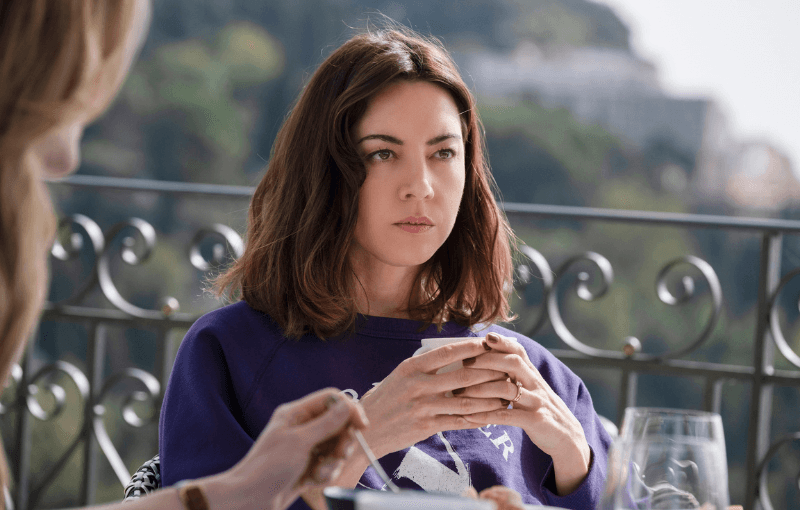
[217,387,368,510]
[356,337,509,458]
[299,338,510,508]
[460,333,592,496]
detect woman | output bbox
[159,26,612,510]
[0,1,368,509]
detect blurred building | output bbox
[457,40,799,211]
[725,142,800,210]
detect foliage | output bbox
[480,95,622,194]
[83,21,284,185]
[505,0,630,49]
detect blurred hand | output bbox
[226,387,368,510]
[460,332,591,496]
[462,485,526,510]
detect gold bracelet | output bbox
[175,480,209,510]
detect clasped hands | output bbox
[356,332,592,496]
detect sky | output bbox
[595,0,800,176]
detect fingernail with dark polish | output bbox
[463,357,476,366]
[500,399,510,407]
[482,341,491,351]
[453,387,465,395]
[487,334,500,343]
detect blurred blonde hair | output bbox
[0,0,149,496]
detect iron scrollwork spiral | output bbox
[756,432,800,510]
[546,253,722,359]
[49,214,105,307]
[649,255,723,360]
[189,223,244,271]
[767,267,800,368]
[92,368,161,486]
[547,251,615,357]
[25,361,91,421]
[50,215,245,319]
[96,218,164,318]
[513,244,554,337]
[18,361,94,510]
[8,362,161,509]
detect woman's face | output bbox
[28,0,151,179]
[351,80,466,274]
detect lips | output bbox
[395,216,434,233]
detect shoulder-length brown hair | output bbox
[0,0,148,494]
[216,25,515,338]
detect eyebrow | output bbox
[356,133,462,146]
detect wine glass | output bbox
[600,408,730,510]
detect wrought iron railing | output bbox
[1,174,798,509]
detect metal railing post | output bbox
[80,322,106,506]
[744,232,781,510]
[11,347,34,510]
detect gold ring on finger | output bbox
[512,380,523,403]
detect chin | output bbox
[389,251,439,268]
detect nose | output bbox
[399,156,434,201]
[37,121,84,178]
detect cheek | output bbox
[444,165,467,213]
[356,172,391,218]
[354,181,380,241]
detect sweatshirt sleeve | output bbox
[158,319,254,486]
[539,378,612,509]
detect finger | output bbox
[322,391,369,430]
[458,352,530,385]
[434,413,494,432]
[453,380,518,400]
[461,486,479,499]
[304,456,346,487]
[305,427,356,462]
[407,338,492,374]
[485,333,530,364]
[479,485,525,510]
[432,396,509,418]
[275,387,344,427]
[345,399,370,430]
[433,366,507,393]
[318,428,358,461]
[294,394,366,450]
[461,408,518,427]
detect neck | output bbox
[350,255,420,319]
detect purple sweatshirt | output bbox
[159,301,611,509]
